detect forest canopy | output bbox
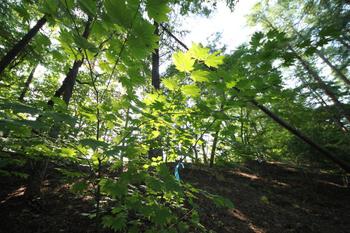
[0,0,349,232]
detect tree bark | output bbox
[292,49,350,123]
[264,18,350,122]
[209,129,219,168]
[202,143,208,165]
[315,50,350,86]
[306,81,349,132]
[152,22,160,89]
[240,107,245,144]
[160,22,350,173]
[287,21,350,86]
[338,37,350,51]
[250,98,350,173]
[24,17,92,199]
[148,21,163,159]
[18,65,37,102]
[0,16,47,75]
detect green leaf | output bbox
[74,35,98,53]
[146,0,171,22]
[190,70,210,82]
[104,0,132,27]
[128,20,159,59]
[162,77,179,90]
[100,179,128,198]
[226,81,236,88]
[0,102,40,115]
[189,43,210,60]
[102,213,127,231]
[152,207,172,225]
[204,51,224,68]
[71,181,88,193]
[41,0,59,15]
[78,0,96,16]
[143,93,158,105]
[250,32,264,47]
[173,51,195,72]
[79,139,109,150]
[181,85,200,97]
[60,147,76,158]
[151,130,160,139]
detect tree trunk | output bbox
[297,74,349,132]
[193,145,199,163]
[202,143,208,165]
[209,129,220,168]
[18,65,37,102]
[264,18,350,122]
[152,22,160,89]
[62,60,84,104]
[306,82,349,132]
[160,22,350,173]
[24,17,92,199]
[24,159,49,200]
[287,21,350,86]
[149,21,163,159]
[240,107,245,144]
[292,48,350,123]
[0,16,47,75]
[338,37,350,51]
[315,50,350,86]
[250,98,350,173]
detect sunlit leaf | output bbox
[189,43,210,60]
[190,70,210,82]
[162,77,179,90]
[204,51,224,68]
[181,85,200,97]
[173,51,195,72]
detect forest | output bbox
[0,0,349,232]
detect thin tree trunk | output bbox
[307,82,349,132]
[287,21,350,86]
[152,22,160,89]
[149,21,163,159]
[160,24,350,173]
[209,129,220,168]
[245,110,251,145]
[250,98,350,173]
[240,108,245,144]
[120,107,130,172]
[338,37,350,51]
[0,16,47,75]
[316,50,350,86]
[95,102,101,233]
[292,50,350,123]
[193,145,198,163]
[202,143,208,165]
[18,65,37,102]
[297,75,349,132]
[264,18,350,122]
[62,60,84,104]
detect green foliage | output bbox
[181,85,201,97]
[0,0,348,232]
[173,51,195,72]
[146,0,171,22]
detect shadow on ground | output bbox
[0,161,349,233]
[182,161,350,233]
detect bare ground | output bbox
[0,161,349,233]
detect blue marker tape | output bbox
[175,162,184,181]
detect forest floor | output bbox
[0,160,349,233]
